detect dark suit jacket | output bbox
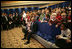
[30,21,38,33]
[2,16,8,24]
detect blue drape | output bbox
[36,22,61,43]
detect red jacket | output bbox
[56,16,62,22]
[27,16,30,20]
[68,16,71,23]
[68,16,71,20]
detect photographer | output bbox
[55,23,71,48]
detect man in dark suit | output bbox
[8,14,13,29]
[17,13,22,27]
[22,17,38,44]
[14,12,19,27]
[12,13,16,28]
[2,13,9,30]
[1,13,4,30]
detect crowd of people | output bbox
[1,12,22,30]
[1,6,71,48]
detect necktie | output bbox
[5,16,8,21]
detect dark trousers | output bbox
[18,21,22,27]
[24,30,33,42]
[55,39,71,48]
[13,22,15,28]
[67,22,71,30]
[15,21,18,27]
[1,24,3,30]
[8,23,14,29]
[2,22,8,30]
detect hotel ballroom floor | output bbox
[1,27,45,48]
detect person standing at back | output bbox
[22,11,27,26]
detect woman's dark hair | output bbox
[48,7,51,13]
[61,23,68,29]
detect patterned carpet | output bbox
[1,27,45,48]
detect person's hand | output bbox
[28,30,31,32]
[68,20,71,22]
[26,22,28,24]
[66,39,71,43]
[56,35,59,38]
[49,23,52,26]
[9,22,11,24]
[44,20,47,22]
[41,21,43,23]
[55,25,58,28]
[56,35,61,39]
[48,22,52,26]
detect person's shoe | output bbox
[21,38,26,40]
[24,41,30,45]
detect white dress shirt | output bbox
[23,13,26,19]
[59,29,71,39]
